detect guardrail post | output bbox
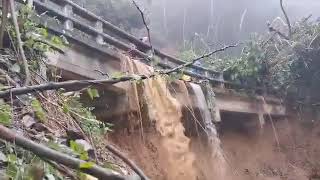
[27,0,33,7]
[63,4,73,32]
[95,21,104,45]
[204,70,209,78]
[218,72,225,88]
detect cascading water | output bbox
[143,77,197,180]
[119,56,144,132]
[189,83,229,180]
[119,57,197,180]
[117,55,232,179]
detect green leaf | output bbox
[0,104,11,126]
[7,154,17,163]
[38,28,48,37]
[70,140,89,161]
[6,162,18,178]
[31,99,46,122]
[103,162,121,172]
[79,162,95,169]
[62,104,69,113]
[51,36,63,46]
[80,153,89,161]
[111,72,125,79]
[86,88,100,100]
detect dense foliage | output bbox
[179,18,320,103]
[0,5,115,179]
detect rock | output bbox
[45,174,55,180]
[22,115,36,128]
[74,139,95,160]
[32,123,49,132]
[75,139,93,152]
[66,128,85,140]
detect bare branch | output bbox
[267,26,289,40]
[43,160,77,180]
[94,69,109,77]
[0,124,130,180]
[131,0,154,55]
[0,77,135,98]
[9,0,31,86]
[0,0,9,48]
[267,0,292,40]
[0,44,237,98]
[106,144,149,180]
[280,0,292,38]
[164,44,238,74]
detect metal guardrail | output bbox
[19,0,266,92]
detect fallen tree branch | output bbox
[164,44,238,74]
[0,77,134,98]
[0,44,237,98]
[106,144,149,180]
[9,0,31,86]
[0,0,9,48]
[43,159,78,180]
[0,124,134,180]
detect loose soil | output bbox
[107,112,320,180]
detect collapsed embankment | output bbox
[95,56,320,180]
[107,111,320,180]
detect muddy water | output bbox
[119,57,197,179]
[120,56,144,131]
[143,77,197,180]
[118,56,232,179]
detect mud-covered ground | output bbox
[219,112,320,180]
[108,112,320,180]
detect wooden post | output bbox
[0,0,8,48]
[95,21,104,45]
[63,4,73,31]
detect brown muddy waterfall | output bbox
[117,56,230,180]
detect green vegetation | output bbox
[9,6,66,58]
[0,103,11,126]
[5,146,64,180]
[31,99,46,122]
[179,18,320,103]
[0,4,115,179]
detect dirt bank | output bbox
[220,113,320,180]
[107,112,320,180]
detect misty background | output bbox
[147,0,320,50]
[76,0,320,54]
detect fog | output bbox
[137,0,320,50]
